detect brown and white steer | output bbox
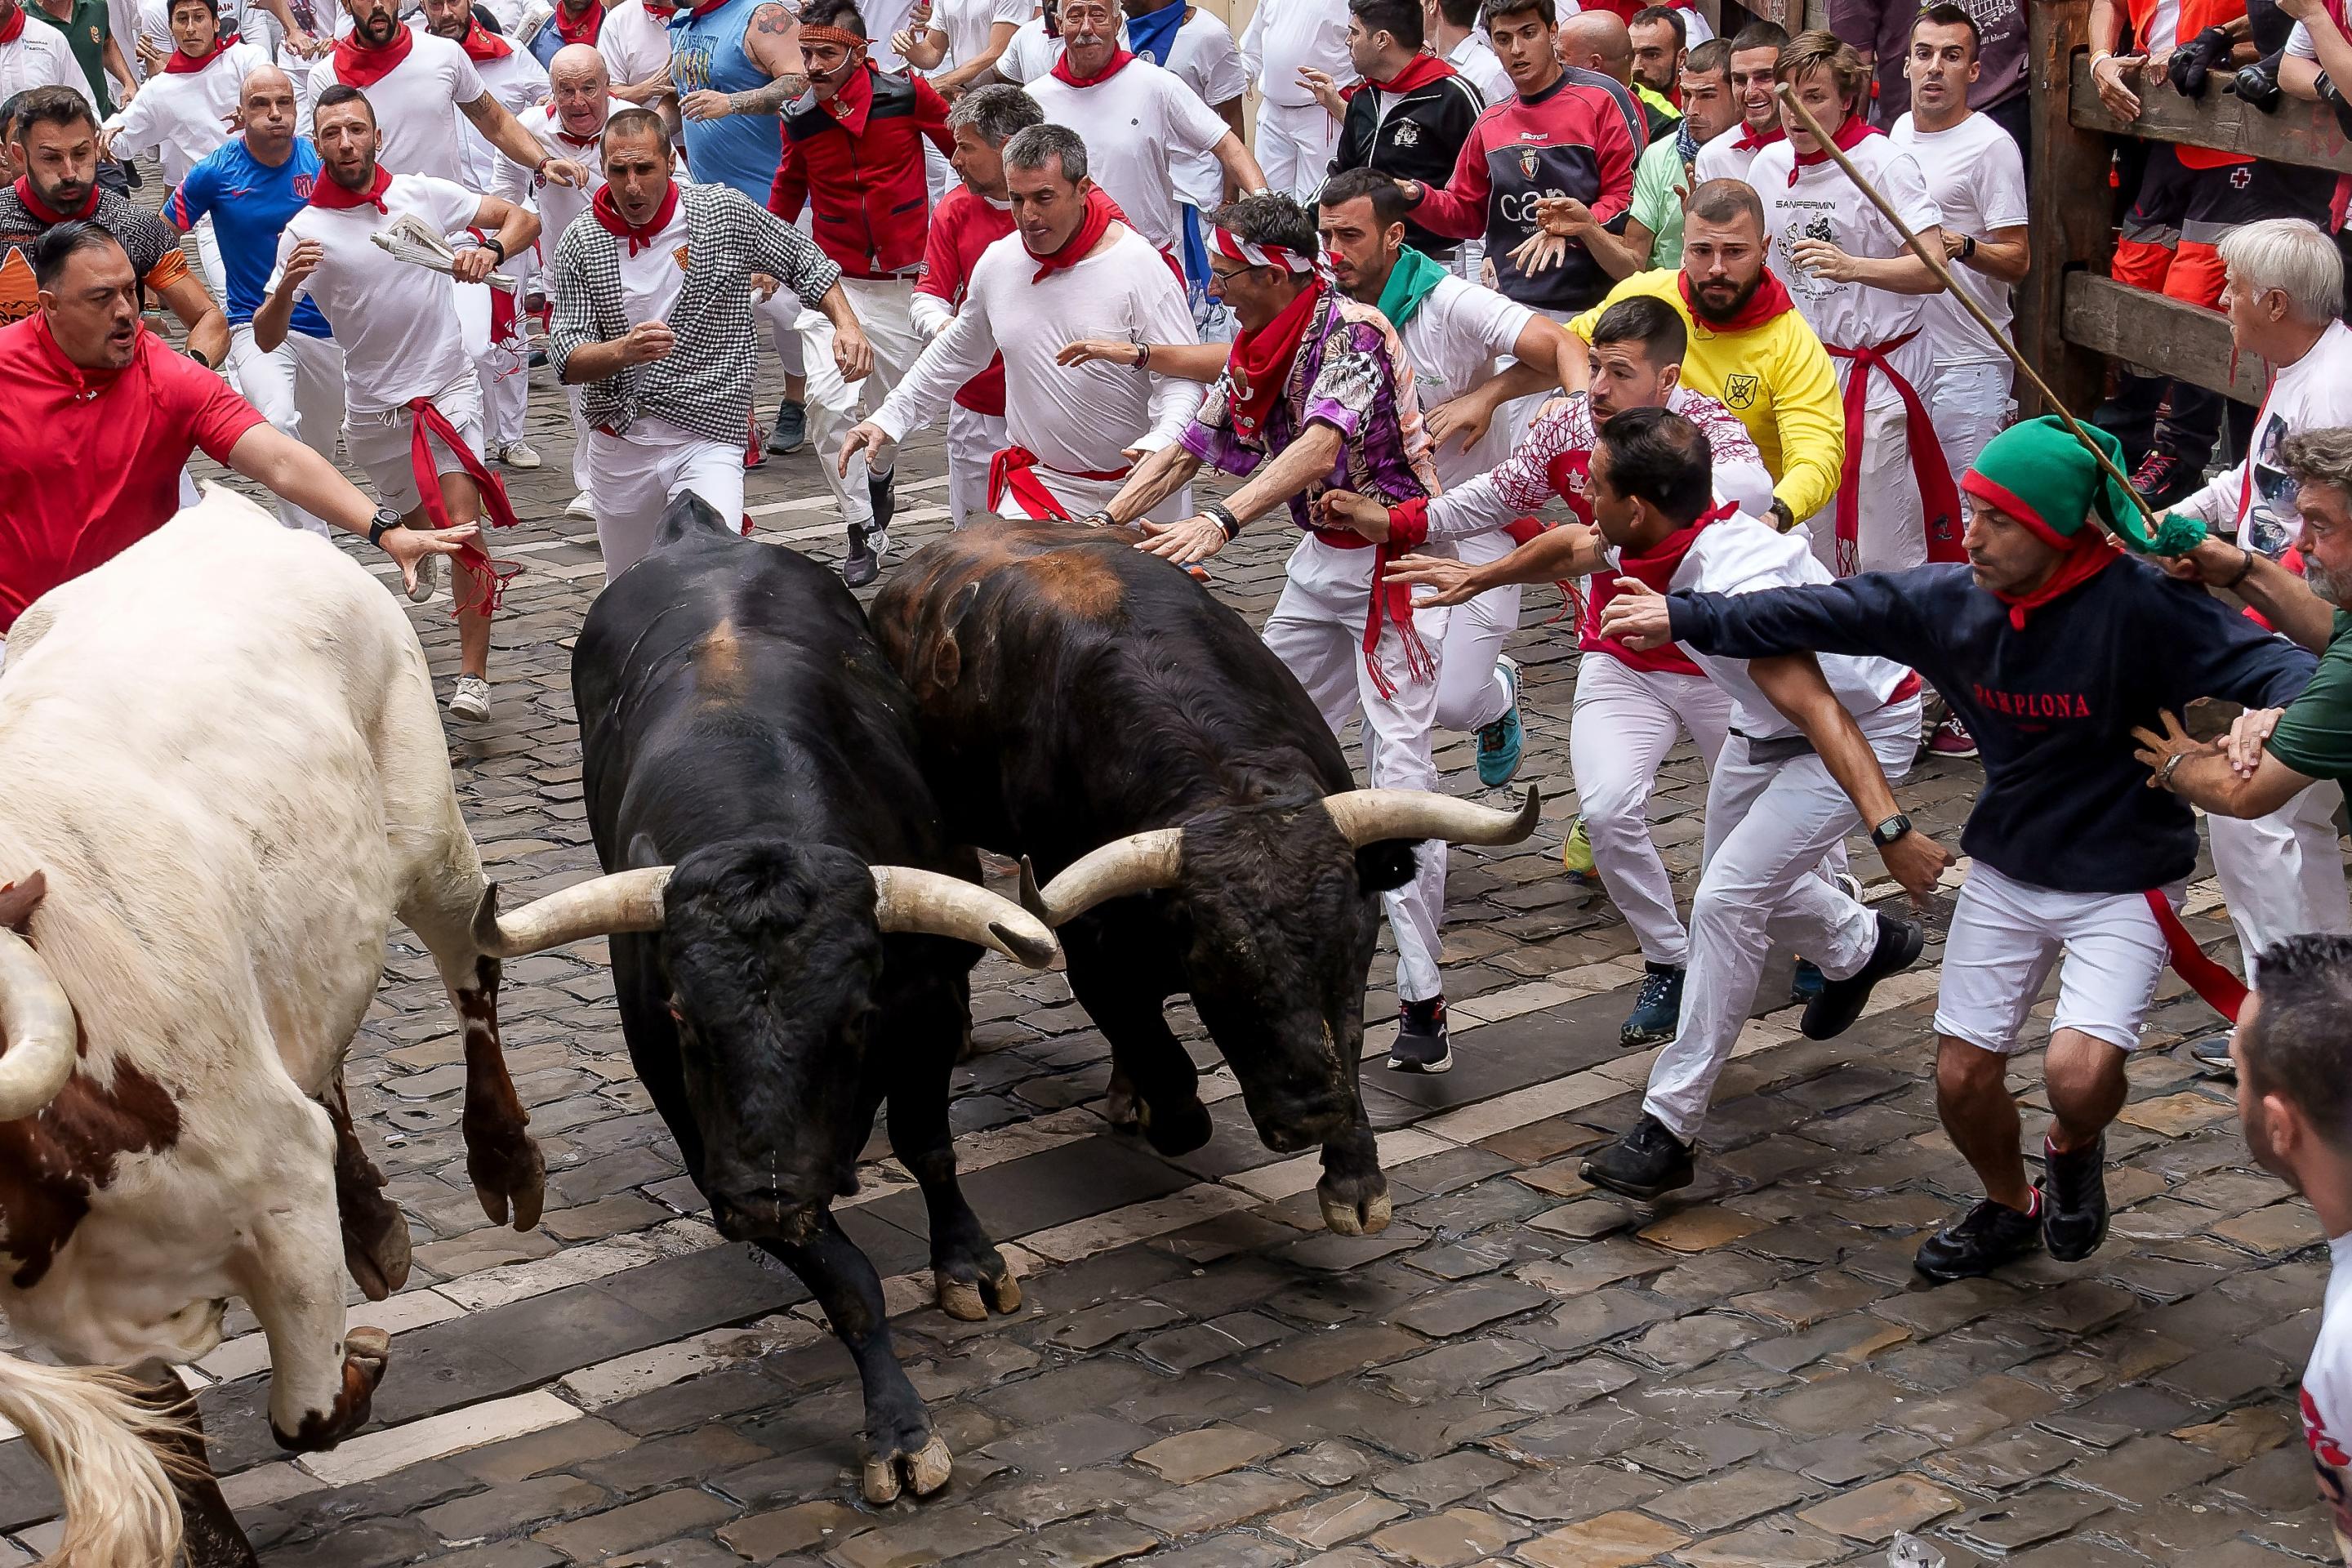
[0,490,557,1567]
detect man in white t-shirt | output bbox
[596,0,675,101]
[2223,933,2352,1565]
[1239,0,1352,198]
[256,82,541,724]
[96,0,267,293]
[1750,29,1952,577]
[0,0,92,108]
[1022,0,1263,261]
[496,41,616,515]
[895,0,1024,94]
[1425,0,1508,101]
[1888,3,2026,488]
[1689,18,1784,185]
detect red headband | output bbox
[799,24,866,47]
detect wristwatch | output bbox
[1769,497,1796,533]
[184,345,212,368]
[2156,752,2188,791]
[367,506,402,548]
[482,235,509,264]
[1200,501,1241,541]
[1956,234,1977,262]
[1869,813,1913,849]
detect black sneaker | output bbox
[1580,1113,1695,1200]
[1913,1194,2043,1282]
[843,525,880,589]
[767,398,807,455]
[1388,997,1450,1074]
[2130,448,2203,510]
[869,469,898,534]
[2041,1135,2110,1262]
[1620,963,1684,1047]
[1800,913,1925,1040]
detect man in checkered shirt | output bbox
[545,106,872,581]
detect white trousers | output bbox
[1255,100,1343,202]
[947,403,1007,529]
[1432,527,1522,733]
[345,376,486,518]
[2209,780,2352,978]
[190,216,226,304]
[1927,359,2011,487]
[1643,694,1923,1140]
[804,278,931,528]
[1569,652,1735,967]
[226,323,345,535]
[1935,862,2179,1055]
[1263,535,1452,1002]
[764,286,805,380]
[1806,394,1924,576]
[563,382,594,496]
[587,419,746,581]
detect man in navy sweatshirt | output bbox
[1603,416,2316,1282]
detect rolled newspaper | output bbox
[371,213,521,294]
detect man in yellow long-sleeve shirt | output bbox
[1563,178,1843,536]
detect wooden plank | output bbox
[2062,274,2270,403]
[2020,0,2109,421]
[2069,52,2352,173]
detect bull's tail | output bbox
[0,1355,185,1566]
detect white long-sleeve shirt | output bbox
[100,40,268,183]
[872,224,1204,474]
[1236,0,1351,109]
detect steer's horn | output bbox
[0,926,77,1121]
[1022,828,1186,926]
[1322,785,1541,849]
[870,866,1062,969]
[473,868,675,958]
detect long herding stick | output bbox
[1771,82,2163,531]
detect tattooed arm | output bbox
[683,2,809,118]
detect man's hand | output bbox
[278,238,326,291]
[1788,235,1863,283]
[832,323,874,382]
[381,521,479,594]
[1297,66,1348,119]
[1597,575,1673,649]
[541,157,590,188]
[1313,488,1389,542]
[682,88,733,120]
[2161,534,2247,583]
[2129,707,2216,788]
[1508,229,1570,276]
[1425,392,1495,455]
[1057,337,1144,368]
[1531,194,1597,238]
[1880,829,1955,911]
[617,319,677,364]
[284,24,323,55]
[135,32,167,74]
[838,421,891,477]
[1137,516,1228,564]
[452,245,499,284]
[2225,706,2286,774]
[2091,50,2148,118]
[1383,551,1480,607]
[750,272,780,301]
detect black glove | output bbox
[2231,48,2287,110]
[2322,71,2352,138]
[2171,24,2235,96]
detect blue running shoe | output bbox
[1790,959,1826,1005]
[1476,656,1523,787]
[1621,962,1684,1046]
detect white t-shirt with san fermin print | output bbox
[2180,320,2352,560]
[2301,1232,2352,1560]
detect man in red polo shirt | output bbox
[0,221,469,658]
[768,0,951,586]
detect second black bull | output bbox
[872,523,1537,1236]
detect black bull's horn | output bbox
[1018,785,1542,925]
[472,865,1062,969]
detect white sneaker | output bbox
[500,441,541,471]
[566,492,595,519]
[407,550,440,604]
[447,675,492,723]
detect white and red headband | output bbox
[1209,225,1315,275]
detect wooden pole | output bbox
[1771,80,2163,532]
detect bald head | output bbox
[1558,11,1633,82]
[238,64,301,158]
[549,42,612,134]
[550,42,608,87]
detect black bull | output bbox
[549,499,1062,1503]
[871,523,1535,1236]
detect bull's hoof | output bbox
[1103,1080,1143,1133]
[1138,1095,1213,1156]
[273,1327,392,1453]
[342,1202,413,1303]
[1317,1181,1392,1237]
[934,1265,1022,1322]
[862,1432,954,1503]
[467,1128,548,1232]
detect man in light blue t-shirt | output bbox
[167,62,345,535]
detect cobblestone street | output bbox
[0,379,2336,1568]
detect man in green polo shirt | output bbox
[30,0,134,117]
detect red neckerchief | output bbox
[1989,530,2118,630]
[1225,277,1323,443]
[332,24,413,86]
[553,120,603,148]
[1677,266,1793,332]
[1050,46,1134,87]
[1789,111,1878,184]
[1615,499,1733,598]
[685,0,726,15]
[457,19,511,60]
[14,175,96,224]
[0,5,23,44]
[307,164,393,212]
[553,0,602,43]
[1730,118,1782,153]
[593,179,677,253]
[29,309,136,399]
[1365,52,1454,94]
[1027,185,1116,281]
[163,37,234,72]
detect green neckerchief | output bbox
[1374,244,1451,332]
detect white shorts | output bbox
[344,379,488,518]
[1934,862,2178,1055]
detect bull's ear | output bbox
[0,870,47,934]
[1355,841,1420,896]
[929,581,982,692]
[626,832,663,872]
